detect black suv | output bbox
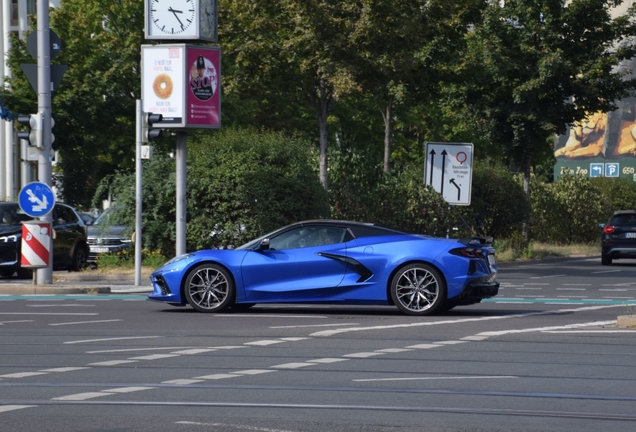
[600,210,636,265]
[0,202,89,278]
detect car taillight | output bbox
[449,247,486,258]
[604,226,615,234]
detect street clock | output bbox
[145,0,218,42]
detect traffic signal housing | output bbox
[142,112,163,143]
[16,113,41,148]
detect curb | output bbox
[616,315,636,329]
[0,284,112,295]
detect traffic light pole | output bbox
[135,100,143,286]
[36,0,53,284]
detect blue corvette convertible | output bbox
[148,220,499,315]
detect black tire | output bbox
[0,270,15,278]
[17,268,33,280]
[440,302,457,312]
[601,254,612,265]
[390,263,447,316]
[230,303,256,311]
[184,263,234,313]
[70,245,88,271]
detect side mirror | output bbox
[257,238,270,251]
[599,223,606,229]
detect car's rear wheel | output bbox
[184,263,234,313]
[601,254,612,265]
[70,245,88,271]
[390,263,446,316]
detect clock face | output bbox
[149,0,197,36]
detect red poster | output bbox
[186,46,221,128]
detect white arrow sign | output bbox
[26,189,49,212]
[424,142,474,206]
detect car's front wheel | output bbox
[390,263,446,316]
[70,245,88,271]
[601,254,612,265]
[184,263,234,313]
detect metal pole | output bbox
[36,0,53,284]
[135,101,143,286]
[175,130,187,256]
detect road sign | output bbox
[605,163,620,178]
[590,163,604,177]
[424,142,474,206]
[18,182,56,218]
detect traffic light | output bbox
[142,112,163,143]
[16,113,41,148]
[50,116,58,150]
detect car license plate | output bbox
[90,247,109,253]
[488,254,496,266]
[625,233,636,238]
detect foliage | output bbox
[95,248,166,270]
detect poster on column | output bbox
[186,46,221,128]
[141,45,186,127]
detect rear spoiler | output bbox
[459,236,494,246]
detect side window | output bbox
[54,206,71,226]
[269,226,347,250]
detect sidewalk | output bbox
[0,271,153,295]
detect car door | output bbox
[240,225,349,302]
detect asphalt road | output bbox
[0,256,635,432]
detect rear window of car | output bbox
[610,213,636,226]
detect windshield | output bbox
[0,204,34,226]
[93,206,127,226]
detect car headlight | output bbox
[162,253,194,267]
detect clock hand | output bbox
[167,7,185,29]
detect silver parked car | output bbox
[87,206,132,264]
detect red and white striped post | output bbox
[20,221,52,269]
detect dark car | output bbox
[87,206,132,264]
[149,219,499,315]
[600,210,636,265]
[0,202,89,278]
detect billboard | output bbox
[141,44,221,129]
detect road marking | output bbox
[64,336,162,344]
[271,362,313,369]
[162,379,205,384]
[375,348,414,353]
[87,347,189,354]
[592,270,621,274]
[310,305,623,337]
[176,421,296,432]
[0,312,98,315]
[353,375,518,382]
[89,360,138,366]
[603,296,635,299]
[215,314,328,319]
[557,288,587,291]
[0,320,33,325]
[307,358,349,363]
[28,304,95,307]
[39,367,90,373]
[269,323,360,329]
[244,340,286,346]
[194,373,242,380]
[477,320,616,337]
[279,337,310,341]
[103,387,154,393]
[343,352,385,358]
[0,372,48,378]
[128,354,180,360]
[52,392,111,401]
[563,284,591,286]
[231,369,275,375]
[0,405,36,413]
[516,287,543,290]
[523,282,549,285]
[170,349,218,355]
[49,319,123,326]
[405,344,442,349]
[543,330,636,333]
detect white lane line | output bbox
[89,360,138,366]
[279,337,310,341]
[0,320,34,325]
[592,270,621,274]
[353,375,518,382]
[556,288,587,291]
[194,374,241,380]
[0,372,48,378]
[64,336,162,345]
[39,367,90,373]
[53,392,111,401]
[0,405,37,413]
[343,352,385,358]
[543,330,636,333]
[0,313,98,316]
[87,347,189,354]
[270,363,313,369]
[603,296,635,299]
[214,346,249,350]
[515,288,543,290]
[405,344,442,349]
[49,319,123,326]
[270,323,359,329]
[477,320,617,337]
[170,349,218,355]
[434,341,467,345]
[375,348,414,353]
[128,354,180,360]
[244,340,286,346]
[310,305,623,337]
[103,387,154,393]
[28,304,95,307]
[563,284,591,286]
[600,289,628,292]
[231,369,275,375]
[307,358,349,363]
[162,379,205,384]
[523,283,549,285]
[176,421,296,432]
[215,314,328,319]
[557,296,588,298]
